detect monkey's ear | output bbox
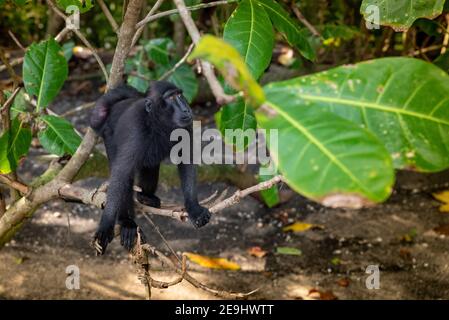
[145,98,153,113]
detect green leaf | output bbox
[158,63,198,103]
[23,39,68,111]
[259,168,280,208]
[144,38,174,66]
[12,0,27,5]
[56,0,93,14]
[189,35,265,106]
[127,51,152,93]
[257,107,394,205]
[276,247,302,256]
[361,0,445,31]
[257,0,315,61]
[216,97,257,150]
[223,0,274,79]
[62,41,75,62]
[38,115,81,156]
[0,118,32,174]
[265,57,449,172]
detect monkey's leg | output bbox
[136,165,161,208]
[178,163,211,228]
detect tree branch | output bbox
[158,43,194,80]
[172,0,234,105]
[131,0,165,48]
[0,175,29,194]
[58,175,284,221]
[46,0,110,82]
[97,0,119,33]
[136,0,237,29]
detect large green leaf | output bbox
[144,38,174,66]
[361,0,445,31]
[38,115,81,156]
[257,107,394,205]
[257,0,315,61]
[215,97,257,150]
[23,39,68,111]
[189,35,265,106]
[223,0,274,79]
[264,57,449,172]
[0,118,32,174]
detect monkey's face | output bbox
[146,90,192,129]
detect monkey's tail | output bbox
[89,84,142,135]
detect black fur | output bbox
[90,81,211,254]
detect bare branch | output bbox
[46,0,109,82]
[131,0,165,48]
[0,175,29,194]
[136,0,236,29]
[8,30,26,51]
[159,43,194,80]
[173,0,234,105]
[108,0,144,88]
[97,0,119,33]
[0,86,21,114]
[58,175,284,221]
[291,5,321,38]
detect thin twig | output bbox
[159,43,194,80]
[97,0,120,33]
[291,5,321,37]
[131,0,165,47]
[46,0,109,82]
[60,101,95,117]
[136,0,236,28]
[0,175,29,194]
[173,0,234,105]
[8,30,26,51]
[0,86,21,114]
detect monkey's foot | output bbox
[118,218,138,251]
[93,224,115,255]
[136,193,161,208]
[187,205,211,228]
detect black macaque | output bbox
[90,81,211,254]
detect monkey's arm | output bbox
[178,163,211,228]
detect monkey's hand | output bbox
[94,217,115,255]
[136,192,161,208]
[186,204,211,228]
[118,218,138,251]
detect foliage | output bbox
[2,0,449,210]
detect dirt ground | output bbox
[1,83,449,300]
